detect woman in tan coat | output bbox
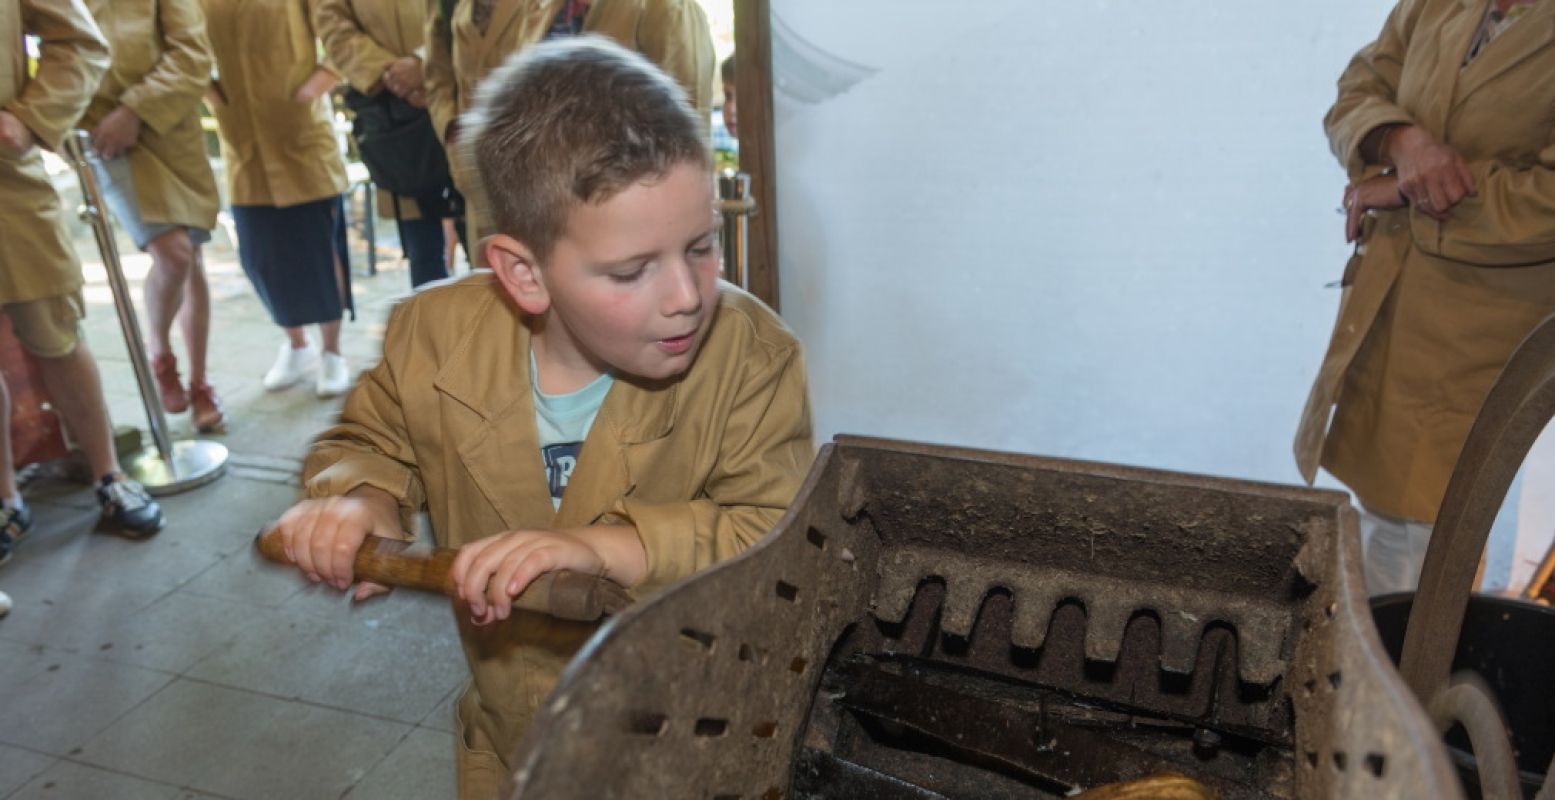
[317,0,459,288]
[1296,0,1555,593]
[82,0,226,431]
[423,0,714,261]
[202,0,356,396]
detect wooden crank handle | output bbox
[254,528,632,622]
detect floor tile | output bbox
[0,744,56,797]
[343,727,455,800]
[7,761,196,800]
[420,684,460,734]
[76,679,411,800]
[1,592,258,675]
[185,605,465,724]
[0,656,173,754]
[180,550,308,609]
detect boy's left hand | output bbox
[450,530,605,626]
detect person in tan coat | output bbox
[0,0,167,562]
[424,0,715,263]
[81,0,226,432]
[202,0,357,396]
[268,40,812,798]
[317,0,462,288]
[1296,0,1555,593]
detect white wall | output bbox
[772,0,1395,485]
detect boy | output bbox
[1,0,166,570]
[272,38,813,798]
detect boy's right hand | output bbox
[272,490,405,601]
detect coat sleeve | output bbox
[316,0,401,94]
[303,299,429,532]
[1323,0,1429,178]
[303,0,348,80]
[613,344,814,597]
[1410,138,1555,267]
[635,0,715,120]
[423,0,457,141]
[6,0,109,152]
[117,0,214,135]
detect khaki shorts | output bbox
[3,291,85,358]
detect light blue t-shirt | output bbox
[532,351,614,509]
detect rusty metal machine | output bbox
[501,320,1555,799]
[504,436,1459,798]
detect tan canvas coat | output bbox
[424,0,714,245]
[302,274,812,795]
[0,0,108,303]
[1295,0,1555,522]
[81,0,220,232]
[315,0,431,219]
[201,0,349,207]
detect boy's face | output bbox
[503,162,722,387]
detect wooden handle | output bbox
[254,528,632,623]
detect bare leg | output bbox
[143,229,195,358]
[284,326,308,348]
[0,374,15,500]
[318,320,341,354]
[178,247,211,385]
[37,341,118,480]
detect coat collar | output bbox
[471,0,568,72]
[1452,0,1555,108]
[432,290,677,531]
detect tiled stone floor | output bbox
[0,216,464,799]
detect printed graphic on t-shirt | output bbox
[543,442,582,501]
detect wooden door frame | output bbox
[733,0,780,311]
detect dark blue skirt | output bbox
[232,195,354,328]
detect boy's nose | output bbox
[661,261,703,316]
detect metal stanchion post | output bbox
[64,130,228,495]
[717,170,754,290]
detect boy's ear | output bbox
[485,234,551,315]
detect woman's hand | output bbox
[293,67,340,104]
[0,110,36,157]
[91,106,142,159]
[1384,125,1476,219]
[382,56,424,98]
[1344,174,1406,242]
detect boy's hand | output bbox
[0,111,37,157]
[273,489,405,601]
[451,530,606,625]
[91,106,142,159]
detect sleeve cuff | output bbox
[611,497,700,596]
[5,104,64,153]
[305,457,424,533]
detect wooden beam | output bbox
[733,0,779,311]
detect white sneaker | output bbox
[0,589,10,618]
[316,351,351,397]
[263,340,318,391]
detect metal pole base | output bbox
[121,439,230,496]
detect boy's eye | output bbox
[608,267,646,283]
[689,237,718,258]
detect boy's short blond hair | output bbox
[464,37,710,260]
